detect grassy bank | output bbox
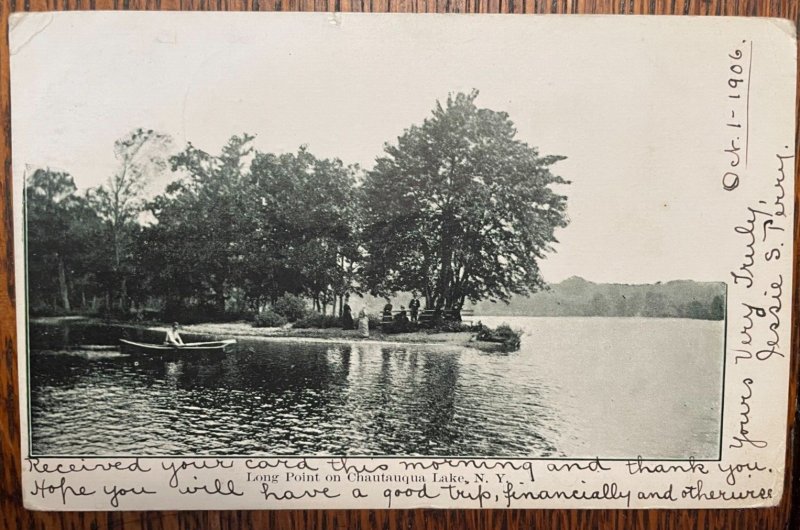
[30,316,515,352]
[172,321,506,350]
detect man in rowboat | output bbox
[165,322,185,346]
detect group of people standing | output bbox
[381,293,421,325]
[339,293,423,338]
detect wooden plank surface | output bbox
[1,0,798,529]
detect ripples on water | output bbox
[29,317,723,458]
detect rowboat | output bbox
[119,339,237,355]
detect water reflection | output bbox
[28,318,723,458]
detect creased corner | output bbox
[9,12,55,56]
[767,17,797,42]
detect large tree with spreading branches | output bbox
[361,91,569,314]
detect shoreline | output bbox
[30,315,505,351]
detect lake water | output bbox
[28,317,723,458]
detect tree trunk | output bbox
[58,257,71,311]
[212,278,226,314]
[216,292,226,314]
[436,211,455,311]
[119,277,128,312]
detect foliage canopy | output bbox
[361,91,569,311]
[25,91,570,321]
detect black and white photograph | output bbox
[13,13,791,468]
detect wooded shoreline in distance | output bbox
[470,277,725,320]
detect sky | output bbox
[9,12,795,284]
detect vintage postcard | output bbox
[9,12,796,510]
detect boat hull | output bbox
[119,339,237,356]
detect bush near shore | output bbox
[293,313,342,329]
[270,294,308,322]
[253,309,287,328]
[476,324,522,352]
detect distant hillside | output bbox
[470,277,725,320]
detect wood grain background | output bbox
[1,1,798,528]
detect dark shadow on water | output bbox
[29,322,561,457]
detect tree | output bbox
[642,291,668,318]
[141,138,362,319]
[709,295,725,320]
[362,91,569,314]
[89,128,171,312]
[141,134,253,317]
[25,169,102,313]
[684,300,710,320]
[588,293,610,316]
[248,148,362,314]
